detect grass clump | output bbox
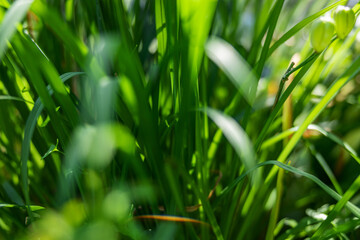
[1,0,360,239]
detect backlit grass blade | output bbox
[21,34,79,128]
[268,0,347,57]
[218,160,360,218]
[266,55,360,183]
[11,33,73,143]
[254,52,319,151]
[204,108,258,183]
[262,124,360,165]
[319,218,360,239]
[312,174,360,239]
[20,72,84,223]
[0,95,33,104]
[0,203,44,211]
[155,0,167,60]
[254,0,284,77]
[206,37,257,105]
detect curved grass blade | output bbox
[312,174,360,239]
[307,142,343,195]
[20,72,84,222]
[11,34,71,145]
[18,33,79,128]
[265,56,360,184]
[218,160,360,218]
[320,218,360,239]
[268,0,347,58]
[0,95,33,104]
[277,217,320,240]
[308,125,360,164]
[206,37,257,105]
[262,124,360,165]
[204,108,258,183]
[254,52,319,151]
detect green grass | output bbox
[1,0,360,239]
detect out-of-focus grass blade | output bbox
[312,174,360,239]
[2,182,24,206]
[268,56,360,182]
[254,0,284,77]
[0,0,9,8]
[206,37,257,105]
[308,125,360,164]
[155,0,166,60]
[0,0,34,59]
[277,217,320,240]
[262,124,360,164]
[179,0,217,70]
[20,72,84,222]
[0,95,33,104]
[60,123,136,205]
[320,218,360,239]
[134,215,209,226]
[268,0,347,57]
[0,203,44,211]
[204,108,258,183]
[218,160,360,218]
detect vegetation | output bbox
[1,0,360,239]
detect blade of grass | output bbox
[0,203,44,211]
[267,0,347,58]
[253,0,285,77]
[320,218,360,239]
[204,108,258,184]
[205,37,257,105]
[0,95,33,104]
[20,72,84,223]
[217,160,360,218]
[312,174,360,239]
[266,55,360,184]
[306,142,343,195]
[262,124,360,165]
[254,52,319,152]
[30,1,92,76]
[155,0,167,61]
